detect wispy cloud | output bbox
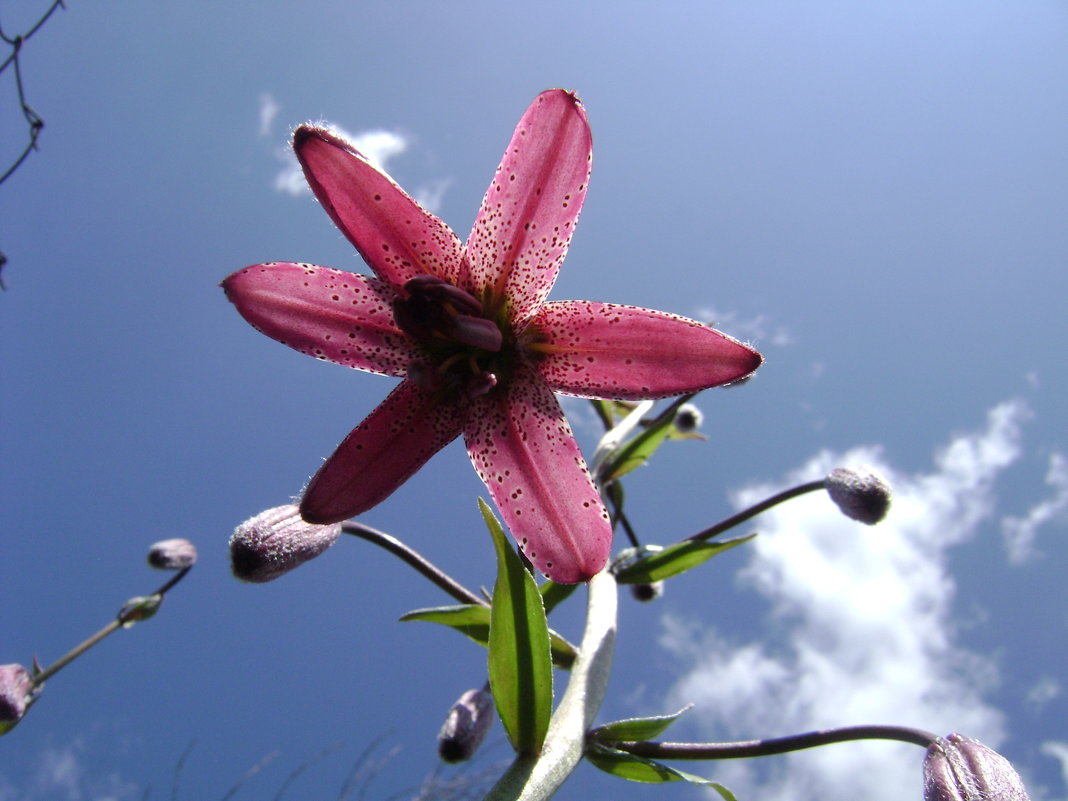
[693,306,793,348]
[258,92,280,138]
[0,738,141,801]
[273,125,410,197]
[1002,451,1068,564]
[257,94,449,211]
[660,400,1029,801]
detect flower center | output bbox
[393,275,506,399]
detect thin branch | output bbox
[609,724,939,761]
[341,522,486,607]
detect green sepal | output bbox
[481,499,553,755]
[585,744,737,800]
[588,705,691,742]
[118,594,162,627]
[399,603,575,669]
[615,534,756,584]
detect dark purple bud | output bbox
[147,538,198,570]
[924,734,1031,801]
[0,664,36,734]
[229,504,342,583]
[674,403,703,434]
[825,466,892,524]
[437,687,496,763]
[630,581,664,602]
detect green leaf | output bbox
[481,499,553,754]
[399,604,490,645]
[585,745,737,800]
[615,534,756,584]
[539,580,578,615]
[599,408,675,483]
[401,603,576,670]
[588,705,691,742]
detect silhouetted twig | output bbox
[0,0,68,284]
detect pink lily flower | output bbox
[224,90,761,583]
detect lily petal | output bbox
[464,363,611,583]
[301,379,465,524]
[223,262,417,376]
[295,126,465,289]
[528,301,763,399]
[462,90,592,324]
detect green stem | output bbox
[341,522,486,607]
[610,724,939,760]
[685,480,827,542]
[484,570,618,801]
[32,566,192,687]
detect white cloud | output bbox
[694,306,793,348]
[258,92,280,138]
[660,400,1029,801]
[413,178,452,215]
[1002,452,1068,564]
[1041,742,1068,801]
[1026,676,1062,713]
[273,125,410,197]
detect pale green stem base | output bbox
[483,570,617,801]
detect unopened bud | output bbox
[0,664,37,735]
[630,581,664,602]
[437,687,496,763]
[147,538,198,570]
[229,504,342,583]
[674,403,703,434]
[924,733,1030,801]
[825,466,892,524]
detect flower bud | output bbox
[0,664,37,735]
[229,504,342,583]
[825,466,892,524]
[630,581,664,602]
[674,403,703,434]
[437,687,496,763]
[924,733,1030,801]
[147,538,198,570]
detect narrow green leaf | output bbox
[539,580,578,615]
[401,603,576,670]
[588,705,692,743]
[615,534,756,584]
[600,409,675,483]
[585,745,737,800]
[481,499,553,754]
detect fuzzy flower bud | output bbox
[630,581,664,602]
[825,466,892,524]
[674,403,703,434]
[147,538,198,570]
[924,733,1031,801]
[0,664,36,735]
[437,687,496,763]
[229,504,342,583]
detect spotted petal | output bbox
[528,301,763,399]
[223,262,417,377]
[461,90,592,324]
[464,363,611,583]
[301,379,465,524]
[295,126,465,289]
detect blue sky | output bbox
[2,2,1067,799]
